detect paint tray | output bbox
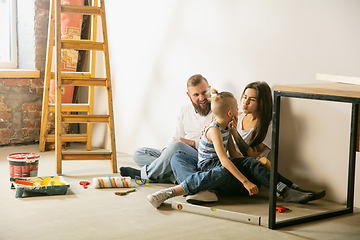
[12,176,70,198]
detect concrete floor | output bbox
[1,144,360,240]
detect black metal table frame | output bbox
[268,90,359,229]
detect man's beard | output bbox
[191,99,211,116]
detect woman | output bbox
[231,81,272,161]
[171,81,326,204]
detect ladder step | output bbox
[61,40,104,51]
[51,72,92,79]
[61,5,101,15]
[45,134,88,142]
[62,115,109,123]
[62,78,107,86]
[62,152,112,161]
[49,104,90,112]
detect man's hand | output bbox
[174,137,195,148]
[242,180,259,196]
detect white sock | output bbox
[165,187,176,198]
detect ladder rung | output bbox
[51,72,92,79]
[62,152,112,161]
[61,5,101,15]
[62,78,107,86]
[61,40,104,51]
[49,104,90,112]
[45,134,88,142]
[62,115,109,123]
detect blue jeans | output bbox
[133,141,198,183]
[171,152,293,195]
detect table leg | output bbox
[269,91,281,229]
[347,103,358,210]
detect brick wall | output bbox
[0,0,49,146]
[35,0,50,79]
[0,78,43,145]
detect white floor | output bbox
[1,144,360,240]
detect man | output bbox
[120,74,215,189]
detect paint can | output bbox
[8,153,40,178]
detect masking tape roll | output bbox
[258,157,271,171]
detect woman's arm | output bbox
[234,131,269,158]
[227,133,243,158]
[230,117,269,159]
[207,128,259,196]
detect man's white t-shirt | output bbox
[166,103,214,150]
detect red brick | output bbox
[0,122,7,128]
[22,104,36,111]
[29,111,40,118]
[0,103,9,111]
[24,120,35,128]
[0,129,10,138]
[0,112,11,120]
[0,139,9,145]
[35,16,48,30]
[29,128,38,136]
[35,1,50,11]
[21,129,29,136]
[31,79,43,86]
[35,47,45,55]
[35,36,47,45]
[35,104,42,111]
[35,120,41,128]
[36,87,43,95]
[4,79,17,86]
[17,79,30,86]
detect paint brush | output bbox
[15,179,34,186]
[115,188,136,196]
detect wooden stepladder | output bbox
[39,0,117,174]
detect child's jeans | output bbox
[172,153,293,195]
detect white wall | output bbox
[92,0,360,207]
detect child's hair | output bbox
[209,89,236,118]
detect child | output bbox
[147,89,260,208]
